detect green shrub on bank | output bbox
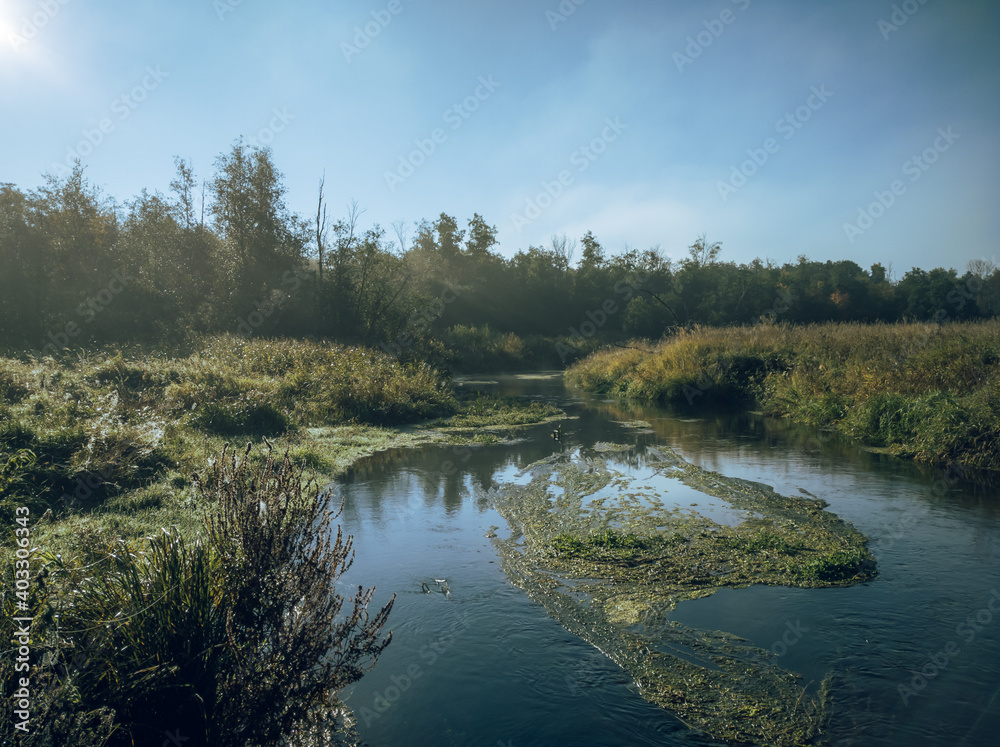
[0,444,392,746]
[566,321,1000,471]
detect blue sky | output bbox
[2,0,998,276]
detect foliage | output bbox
[443,392,562,428]
[567,321,1000,471]
[0,338,455,524]
[0,444,392,746]
[550,529,649,558]
[3,152,997,358]
[800,549,872,582]
[196,443,394,745]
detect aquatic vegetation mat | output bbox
[484,444,875,745]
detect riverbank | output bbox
[565,321,1000,472]
[0,339,566,744]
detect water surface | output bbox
[334,374,1000,746]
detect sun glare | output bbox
[0,0,65,82]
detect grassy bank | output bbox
[566,321,1000,471]
[0,335,457,539]
[415,324,609,373]
[0,336,565,745]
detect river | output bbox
[332,373,1000,746]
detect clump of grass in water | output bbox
[442,391,563,428]
[488,445,875,745]
[551,529,648,559]
[800,548,872,582]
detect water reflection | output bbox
[332,374,1000,747]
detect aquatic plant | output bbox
[487,445,877,745]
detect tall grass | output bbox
[566,321,1000,471]
[1,443,392,746]
[0,335,455,521]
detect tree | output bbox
[685,234,722,267]
[170,156,197,230]
[210,140,305,307]
[465,213,498,257]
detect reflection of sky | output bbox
[497,446,759,530]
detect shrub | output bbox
[189,396,291,437]
[5,444,393,746]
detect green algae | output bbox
[486,444,875,745]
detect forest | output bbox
[2,140,998,368]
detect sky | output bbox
[2,0,998,276]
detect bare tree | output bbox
[391,219,409,253]
[316,172,328,283]
[550,233,576,268]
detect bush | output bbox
[189,395,291,436]
[3,443,393,746]
[567,321,1000,470]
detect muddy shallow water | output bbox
[332,373,1000,746]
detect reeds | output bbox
[566,321,1000,470]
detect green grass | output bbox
[0,336,456,526]
[441,391,563,428]
[550,529,650,559]
[2,443,393,746]
[566,321,1000,471]
[0,338,489,744]
[800,548,872,582]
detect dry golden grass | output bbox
[567,321,1000,470]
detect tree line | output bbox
[2,139,998,361]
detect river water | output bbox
[332,373,1000,746]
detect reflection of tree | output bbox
[335,442,567,523]
[334,378,999,539]
[579,391,1000,509]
